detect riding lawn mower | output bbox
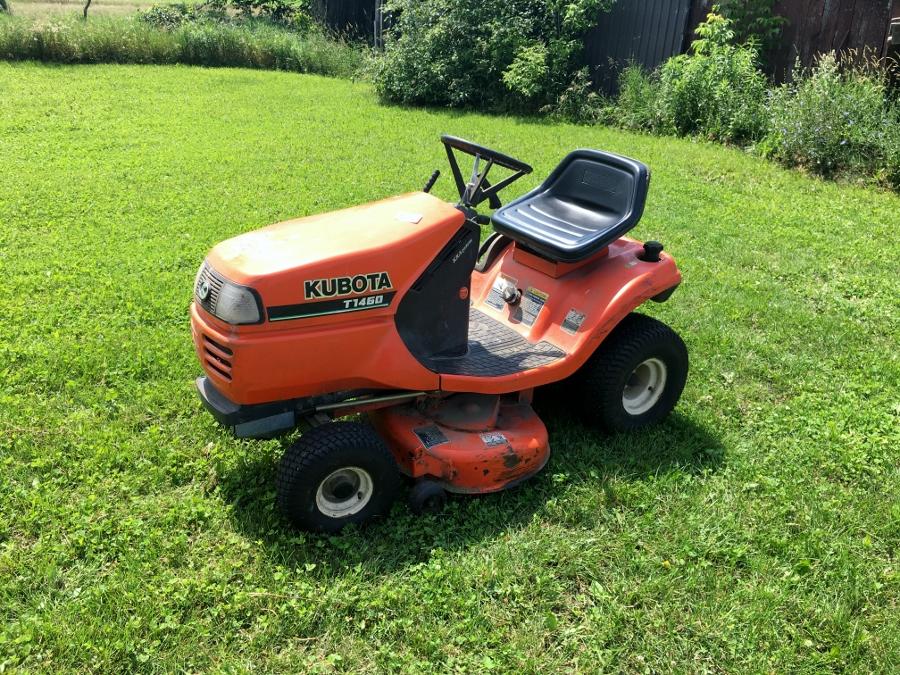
[191,135,688,531]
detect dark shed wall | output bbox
[585,0,693,93]
[312,0,380,41]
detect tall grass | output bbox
[761,52,900,189]
[0,15,364,77]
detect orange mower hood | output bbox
[207,192,465,284]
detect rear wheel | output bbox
[574,313,688,432]
[277,421,401,532]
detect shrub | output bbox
[139,3,227,30]
[656,12,768,142]
[374,0,614,112]
[611,12,768,143]
[139,0,311,32]
[762,52,900,187]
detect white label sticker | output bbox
[485,274,517,311]
[480,431,508,447]
[561,308,586,335]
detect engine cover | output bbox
[191,192,467,404]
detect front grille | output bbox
[195,262,226,316]
[203,334,233,381]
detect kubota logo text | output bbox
[304,272,393,300]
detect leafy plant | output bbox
[223,0,311,31]
[139,3,227,30]
[502,43,550,101]
[542,66,606,123]
[611,12,768,143]
[140,0,311,32]
[374,0,615,111]
[715,0,785,58]
[762,51,900,187]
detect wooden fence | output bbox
[689,0,896,80]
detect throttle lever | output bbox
[423,170,440,193]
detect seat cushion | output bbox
[491,150,649,262]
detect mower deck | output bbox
[370,394,551,494]
[428,309,566,377]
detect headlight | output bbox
[195,261,263,325]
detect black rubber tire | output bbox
[409,480,447,515]
[574,313,688,432]
[276,421,401,533]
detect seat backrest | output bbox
[492,149,650,262]
[551,154,639,217]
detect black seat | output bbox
[491,149,650,262]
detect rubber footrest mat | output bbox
[433,309,566,377]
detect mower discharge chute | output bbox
[191,135,687,531]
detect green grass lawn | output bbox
[0,62,898,672]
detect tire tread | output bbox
[575,313,688,432]
[276,421,399,531]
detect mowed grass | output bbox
[0,62,898,672]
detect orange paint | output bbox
[190,193,680,406]
[370,398,550,493]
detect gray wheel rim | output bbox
[622,357,667,415]
[315,466,373,518]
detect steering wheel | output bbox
[440,134,532,209]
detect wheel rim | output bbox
[315,467,374,518]
[622,357,668,415]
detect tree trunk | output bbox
[83,0,91,19]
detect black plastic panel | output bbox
[395,224,480,360]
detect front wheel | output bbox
[277,421,401,532]
[574,313,688,432]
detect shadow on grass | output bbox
[216,403,723,575]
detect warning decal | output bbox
[520,287,549,326]
[485,274,518,311]
[561,308,586,335]
[413,425,449,449]
[480,431,508,447]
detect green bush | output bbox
[542,66,606,123]
[762,52,900,187]
[139,3,228,30]
[0,15,363,77]
[656,12,768,142]
[611,13,768,143]
[374,0,614,111]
